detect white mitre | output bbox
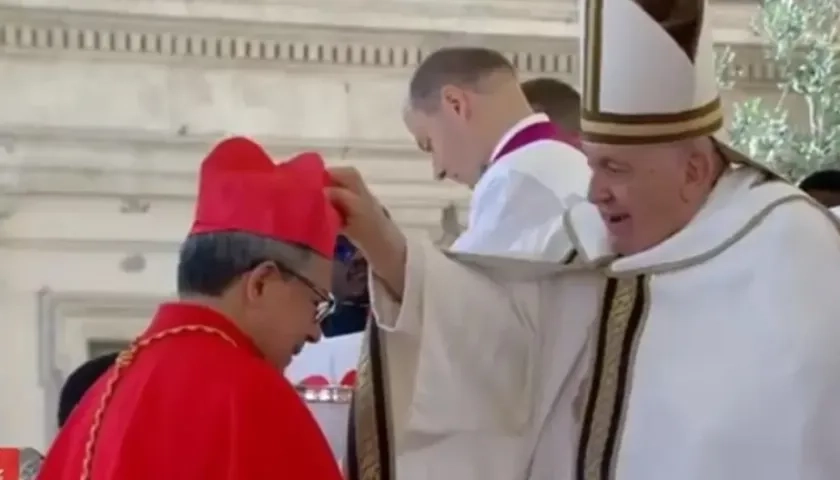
[578,0,776,174]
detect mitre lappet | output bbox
[578,0,775,174]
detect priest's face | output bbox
[403,89,489,188]
[585,140,714,255]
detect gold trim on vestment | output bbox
[353,324,381,480]
[348,319,393,480]
[81,326,238,480]
[576,275,650,480]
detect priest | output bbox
[329,0,840,479]
[343,46,591,480]
[521,76,581,144]
[38,138,344,480]
[57,353,118,429]
[401,46,590,257]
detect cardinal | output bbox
[38,137,343,480]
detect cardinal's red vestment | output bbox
[39,302,342,480]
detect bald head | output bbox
[521,77,581,131]
[409,47,516,112]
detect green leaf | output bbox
[716,0,840,182]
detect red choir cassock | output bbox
[38,137,343,480]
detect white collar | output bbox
[488,113,551,162]
[566,166,809,273]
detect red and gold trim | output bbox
[80,325,238,480]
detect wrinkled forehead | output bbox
[583,142,644,163]
[583,141,686,166]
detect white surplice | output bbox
[450,113,591,260]
[371,166,840,480]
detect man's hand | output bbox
[326,167,407,299]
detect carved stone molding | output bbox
[0,4,779,84]
[0,125,471,212]
[0,124,424,160]
[0,5,576,77]
[0,164,468,211]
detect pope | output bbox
[38,137,344,480]
[328,0,840,478]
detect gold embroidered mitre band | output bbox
[580,0,723,144]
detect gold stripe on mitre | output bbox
[580,0,721,144]
[581,98,724,145]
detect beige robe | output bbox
[371,166,840,480]
[344,113,592,480]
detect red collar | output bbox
[143,302,262,358]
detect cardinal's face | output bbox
[245,257,332,367]
[285,259,333,361]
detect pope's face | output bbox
[585,141,708,255]
[403,90,487,188]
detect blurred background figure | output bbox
[520,77,581,134]
[321,235,369,337]
[57,353,118,428]
[799,169,840,208]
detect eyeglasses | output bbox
[271,262,335,324]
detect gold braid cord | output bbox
[79,325,238,480]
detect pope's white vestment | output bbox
[369,166,840,480]
[344,113,591,480]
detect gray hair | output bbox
[176,231,315,297]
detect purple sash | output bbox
[491,121,582,164]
